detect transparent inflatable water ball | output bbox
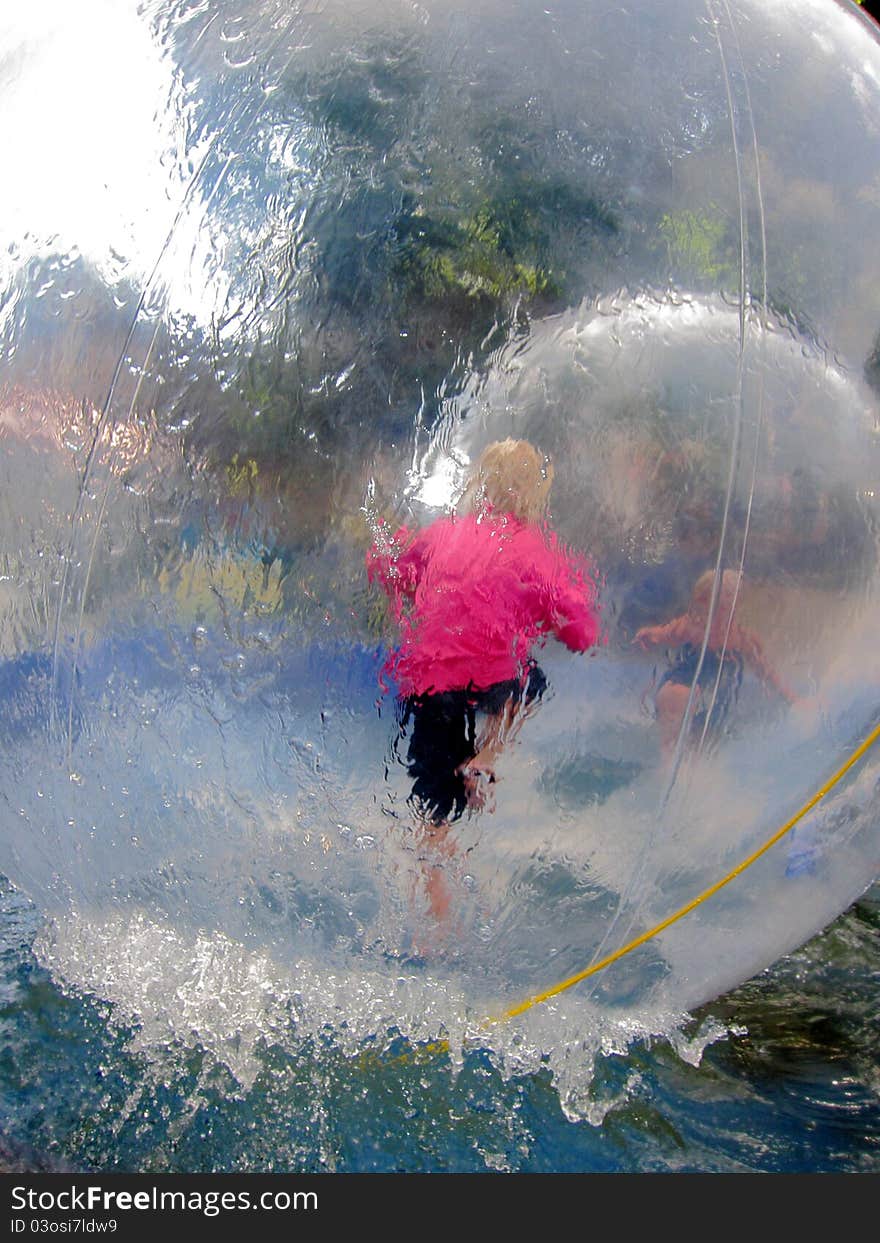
[0,0,878,1078]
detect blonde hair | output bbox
[691,568,742,613]
[460,438,554,524]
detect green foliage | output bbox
[390,180,618,313]
[392,200,559,306]
[286,37,618,319]
[658,208,736,286]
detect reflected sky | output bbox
[0,0,270,335]
[0,2,177,286]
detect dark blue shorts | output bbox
[657,643,743,735]
[398,662,547,825]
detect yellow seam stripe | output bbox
[493,717,880,1023]
[381,718,879,1064]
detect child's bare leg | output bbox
[424,862,451,924]
[655,682,691,754]
[415,819,456,927]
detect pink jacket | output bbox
[366,510,599,696]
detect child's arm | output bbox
[366,520,427,603]
[633,615,690,649]
[553,587,600,652]
[542,537,600,653]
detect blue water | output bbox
[1,873,877,1174]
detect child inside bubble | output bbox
[366,438,600,926]
[633,567,799,755]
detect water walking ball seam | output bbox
[488,716,880,1025]
[374,715,880,1064]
